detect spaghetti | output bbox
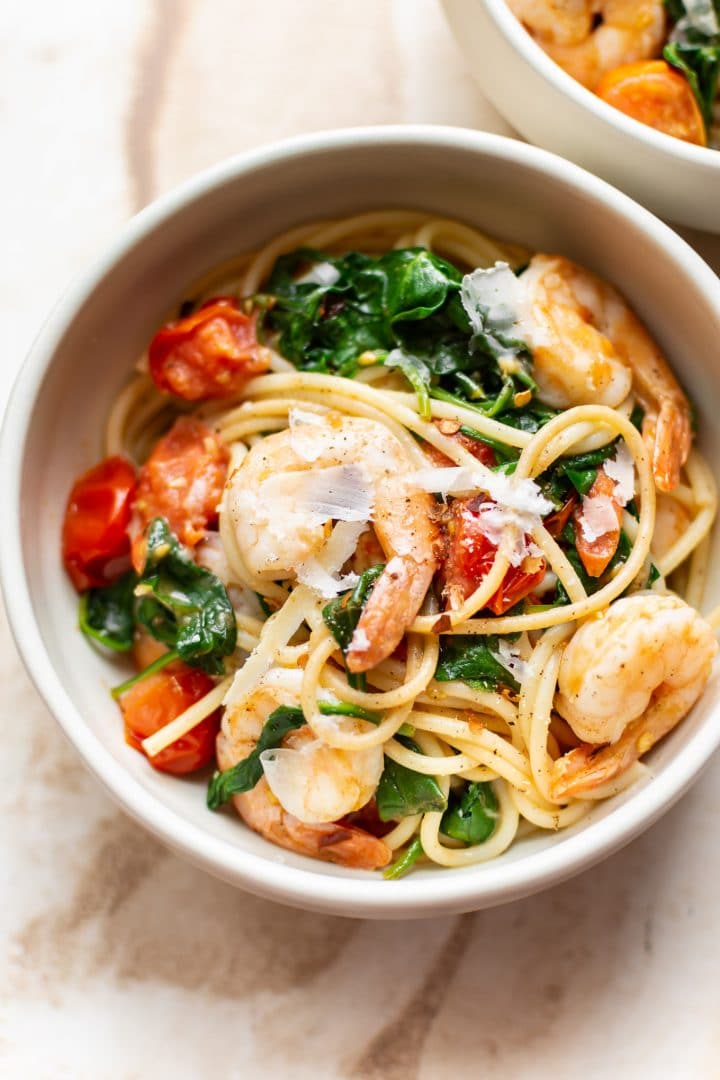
[63,210,718,877]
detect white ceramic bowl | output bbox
[4,126,720,918]
[442,0,720,232]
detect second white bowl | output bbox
[442,0,720,231]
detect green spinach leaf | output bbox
[664,1,720,126]
[79,571,136,652]
[383,836,424,880]
[136,518,237,675]
[322,564,384,688]
[435,636,520,692]
[441,781,499,845]
[376,738,447,822]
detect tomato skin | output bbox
[543,494,577,539]
[442,497,546,615]
[596,60,706,146]
[62,456,137,591]
[131,416,229,571]
[149,297,270,401]
[120,663,219,775]
[425,420,497,468]
[574,471,622,578]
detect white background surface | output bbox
[2,2,720,1076]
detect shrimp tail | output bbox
[235,788,391,869]
[345,555,435,673]
[644,398,692,493]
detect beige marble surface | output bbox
[3,2,720,1077]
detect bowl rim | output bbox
[483,0,720,168]
[4,124,720,916]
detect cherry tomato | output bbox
[425,420,497,468]
[574,471,622,578]
[62,456,137,591]
[131,416,229,571]
[596,60,706,147]
[543,494,577,539]
[149,297,270,400]
[442,496,546,615]
[120,662,220,775]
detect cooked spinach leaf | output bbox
[441,781,499,845]
[435,636,520,692]
[266,246,538,414]
[322,564,384,689]
[384,349,432,418]
[383,836,424,880]
[376,738,447,821]
[79,570,136,652]
[664,0,720,126]
[135,518,237,675]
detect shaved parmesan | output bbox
[223,586,312,707]
[288,406,327,429]
[260,464,374,526]
[410,466,553,566]
[578,494,619,542]
[492,638,529,684]
[603,441,634,506]
[295,261,341,287]
[461,262,533,355]
[682,0,719,35]
[296,520,367,598]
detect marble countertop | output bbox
[3,2,720,1076]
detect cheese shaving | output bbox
[295,261,341,287]
[603,440,634,506]
[260,464,374,525]
[296,520,367,598]
[223,585,313,707]
[461,262,533,356]
[492,638,529,684]
[578,494,619,542]
[410,466,553,566]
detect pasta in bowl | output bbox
[5,128,720,915]
[60,209,719,879]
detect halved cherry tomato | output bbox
[425,419,497,468]
[544,494,577,539]
[120,662,220,775]
[596,60,707,147]
[442,497,546,615]
[574,471,622,578]
[131,416,229,571]
[149,297,270,400]
[62,456,137,591]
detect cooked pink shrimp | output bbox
[509,0,666,88]
[521,255,692,491]
[227,411,439,672]
[550,593,717,799]
[216,671,390,869]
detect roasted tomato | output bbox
[573,471,622,578]
[543,494,577,539]
[424,419,497,468]
[149,297,270,400]
[442,496,546,615]
[120,662,220,775]
[131,416,229,571]
[596,60,706,147]
[62,456,137,591]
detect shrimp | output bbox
[216,669,390,869]
[550,593,717,799]
[509,1,666,89]
[227,412,439,672]
[520,255,692,491]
